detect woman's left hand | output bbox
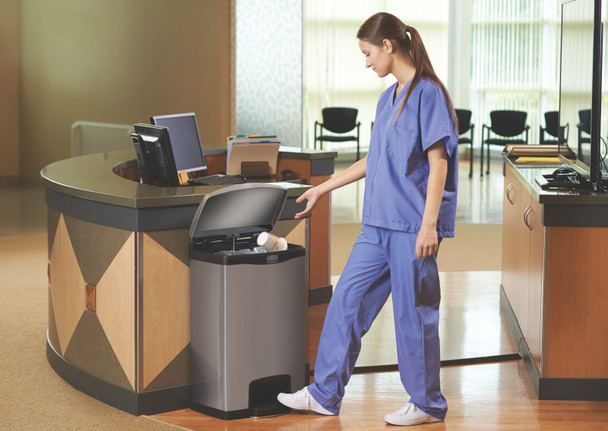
[415,226,439,259]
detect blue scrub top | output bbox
[362,78,458,238]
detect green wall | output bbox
[1,0,230,181]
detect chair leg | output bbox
[486,143,491,175]
[480,142,484,177]
[469,142,473,178]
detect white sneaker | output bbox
[277,387,336,416]
[385,402,443,426]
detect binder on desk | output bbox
[515,156,562,164]
[503,144,575,158]
[226,135,280,176]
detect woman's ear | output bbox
[382,39,394,54]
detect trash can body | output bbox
[189,247,306,419]
[187,184,307,420]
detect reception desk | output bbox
[41,147,336,415]
[501,157,608,400]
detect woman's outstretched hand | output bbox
[294,187,323,219]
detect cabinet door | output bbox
[501,166,530,335]
[526,196,544,374]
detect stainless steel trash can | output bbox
[188,184,306,420]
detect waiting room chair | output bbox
[71,121,133,157]
[481,110,529,176]
[577,109,591,164]
[314,107,361,160]
[455,109,474,178]
[539,111,560,145]
[540,110,569,148]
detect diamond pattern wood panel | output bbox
[49,215,86,355]
[96,233,136,389]
[64,310,133,390]
[141,233,190,390]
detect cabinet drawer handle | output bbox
[523,206,533,230]
[506,184,514,205]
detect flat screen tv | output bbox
[558,0,605,191]
[150,112,208,176]
[133,123,180,187]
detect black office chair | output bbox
[539,111,560,145]
[577,109,591,164]
[455,109,474,178]
[314,107,361,160]
[540,110,569,148]
[481,110,529,176]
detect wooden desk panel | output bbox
[42,148,336,415]
[545,226,608,378]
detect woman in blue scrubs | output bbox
[278,12,458,427]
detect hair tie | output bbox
[405,25,410,33]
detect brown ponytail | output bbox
[357,12,457,129]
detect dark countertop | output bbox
[505,156,608,227]
[506,156,608,205]
[41,150,311,209]
[205,146,339,160]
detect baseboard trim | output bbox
[189,402,250,420]
[349,353,521,375]
[46,335,189,415]
[309,284,332,306]
[500,285,608,401]
[439,353,521,367]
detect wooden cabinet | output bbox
[501,161,608,400]
[502,166,530,335]
[526,195,544,373]
[502,166,543,372]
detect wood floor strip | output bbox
[350,353,522,374]
[150,360,608,431]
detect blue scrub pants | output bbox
[307,225,447,419]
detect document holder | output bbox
[241,161,271,178]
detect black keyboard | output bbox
[188,174,246,186]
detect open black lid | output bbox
[189,183,288,242]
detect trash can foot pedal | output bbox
[250,401,290,418]
[249,374,291,417]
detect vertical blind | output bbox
[304,0,606,154]
[470,0,561,146]
[303,0,449,155]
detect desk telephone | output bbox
[552,167,583,183]
[536,166,589,190]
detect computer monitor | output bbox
[558,0,604,191]
[150,112,208,177]
[131,132,158,185]
[133,123,180,187]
